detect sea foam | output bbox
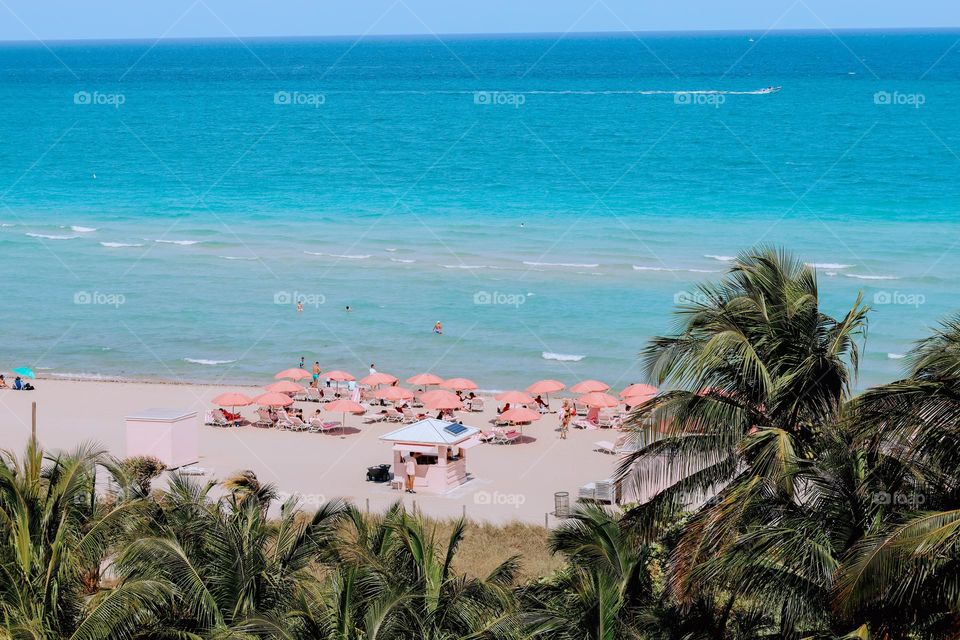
[542,352,585,362]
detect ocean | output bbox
[0,31,957,390]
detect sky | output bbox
[0,0,957,42]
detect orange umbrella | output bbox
[495,390,535,404]
[324,398,365,434]
[265,380,304,394]
[360,372,398,386]
[407,372,444,386]
[253,391,294,407]
[374,386,414,402]
[527,379,565,394]
[420,389,463,411]
[326,370,355,381]
[578,391,620,408]
[275,368,312,381]
[499,407,542,423]
[442,377,478,391]
[212,392,253,407]
[570,379,610,394]
[621,383,657,403]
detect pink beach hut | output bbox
[379,419,481,493]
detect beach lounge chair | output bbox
[578,478,617,504]
[595,435,635,455]
[275,410,295,431]
[309,417,342,434]
[305,387,322,402]
[468,397,485,412]
[255,409,275,428]
[401,407,418,423]
[574,402,588,416]
[384,407,404,422]
[288,415,309,432]
[492,428,521,445]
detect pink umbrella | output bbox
[360,372,398,387]
[265,380,304,394]
[324,398,366,434]
[326,370,355,382]
[442,377,478,391]
[499,406,542,439]
[495,390,535,405]
[253,391,294,407]
[212,392,253,407]
[621,383,657,404]
[527,379,565,395]
[275,368,312,381]
[420,389,463,411]
[374,386,414,402]
[407,372,444,387]
[578,391,620,408]
[570,379,610,394]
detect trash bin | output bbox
[554,491,570,518]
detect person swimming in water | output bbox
[434,321,443,334]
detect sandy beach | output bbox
[0,378,622,525]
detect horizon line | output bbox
[0,25,958,46]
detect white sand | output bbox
[0,379,623,525]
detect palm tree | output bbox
[115,471,350,638]
[0,438,164,640]
[835,315,960,637]
[615,248,870,636]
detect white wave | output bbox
[704,254,735,262]
[632,265,718,273]
[390,258,416,263]
[385,247,398,252]
[523,261,599,268]
[155,239,202,246]
[304,251,371,259]
[440,264,505,270]
[48,372,117,381]
[183,358,236,366]
[887,353,906,360]
[806,262,853,269]
[26,232,77,240]
[843,273,899,280]
[0,223,14,227]
[386,87,779,96]
[101,242,144,248]
[218,255,258,261]
[70,226,97,233]
[542,352,585,362]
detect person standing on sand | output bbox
[560,399,573,439]
[312,361,321,385]
[404,454,417,493]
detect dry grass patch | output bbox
[437,519,563,582]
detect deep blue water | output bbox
[0,31,958,389]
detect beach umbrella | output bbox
[253,391,294,407]
[578,391,620,408]
[265,380,304,395]
[212,392,253,407]
[324,370,355,392]
[12,367,35,379]
[420,389,463,411]
[570,379,610,394]
[621,383,657,404]
[495,390,535,405]
[374,386,414,402]
[499,406,542,439]
[441,377,478,392]
[324,398,366,433]
[360,372,398,387]
[275,368,312,381]
[527,378,565,405]
[407,372,444,387]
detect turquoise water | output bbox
[0,31,958,389]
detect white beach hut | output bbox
[379,418,481,492]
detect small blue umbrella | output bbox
[12,367,35,379]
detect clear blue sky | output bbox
[0,0,956,41]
